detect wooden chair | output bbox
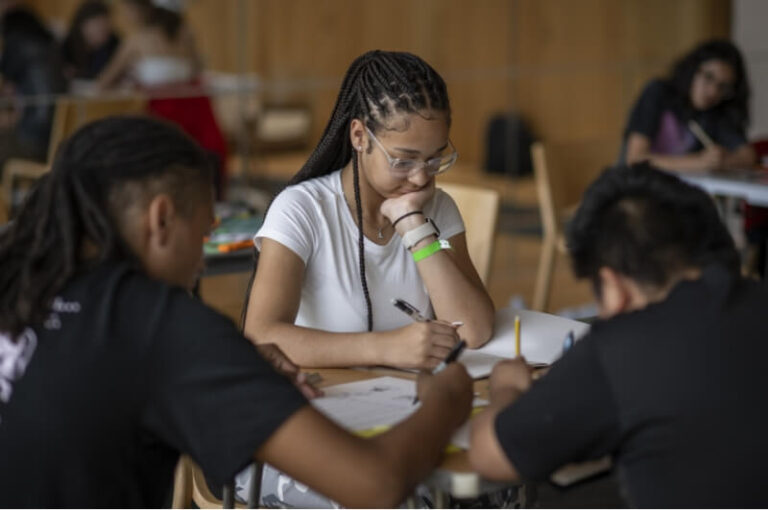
[0,96,145,217]
[438,182,500,284]
[0,194,8,224]
[47,94,145,162]
[531,140,618,312]
[172,455,252,509]
[1,158,49,217]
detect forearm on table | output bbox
[723,145,757,170]
[371,387,471,485]
[412,239,495,348]
[635,152,707,173]
[257,388,470,507]
[246,321,393,367]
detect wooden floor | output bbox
[201,158,595,324]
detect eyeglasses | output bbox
[365,126,458,178]
[697,68,735,100]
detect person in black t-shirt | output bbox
[0,115,473,508]
[468,164,768,507]
[622,40,755,172]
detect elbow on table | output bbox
[462,317,495,349]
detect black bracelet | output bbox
[392,210,424,229]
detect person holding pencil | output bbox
[621,39,755,173]
[468,164,768,508]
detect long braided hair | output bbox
[291,50,451,331]
[0,115,213,339]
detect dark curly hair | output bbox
[666,39,750,129]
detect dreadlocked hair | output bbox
[0,115,213,339]
[290,50,450,331]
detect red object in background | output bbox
[744,139,768,232]
[145,82,229,198]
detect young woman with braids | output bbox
[245,50,495,371]
[0,116,473,508]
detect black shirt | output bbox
[0,262,306,508]
[621,80,747,161]
[495,265,768,507]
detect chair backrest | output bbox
[531,139,618,240]
[1,158,49,216]
[47,95,146,162]
[0,193,8,225]
[173,456,248,509]
[437,182,500,284]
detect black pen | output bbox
[413,340,467,404]
[392,298,464,327]
[391,298,429,322]
[433,340,467,374]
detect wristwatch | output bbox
[401,217,440,250]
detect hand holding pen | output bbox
[392,298,468,403]
[412,340,467,404]
[389,298,464,371]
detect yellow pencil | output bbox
[514,315,521,358]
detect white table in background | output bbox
[679,169,768,207]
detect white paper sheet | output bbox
[445,308,591,379]
[457,350,507,379]
[476,307,591,365]
[311,376,487,449]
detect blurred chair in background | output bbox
[47,95,145,161]
[531,139,617,312]
[1,158,48,218]
[438,182,500,285]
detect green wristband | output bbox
[412,239,452,262]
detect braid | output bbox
[0,116,212,339]
[289,50,450,331]
[352,153,373,332]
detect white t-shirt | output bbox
[254,170,465,332]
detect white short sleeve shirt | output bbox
[254,170,465,332]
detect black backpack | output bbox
[484,112,534,177]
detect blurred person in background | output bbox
[622,39,755,172]
[97,0,227,197]
[61,0,120,82]
[622,40,765,275]
[0,3,66,169]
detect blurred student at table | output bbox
[622,40,755,172]
[97,0,227,196]
[61,0,120,82]
[0,4,66,167]
[469,164,768,507]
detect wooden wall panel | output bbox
[27,0,731,165]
